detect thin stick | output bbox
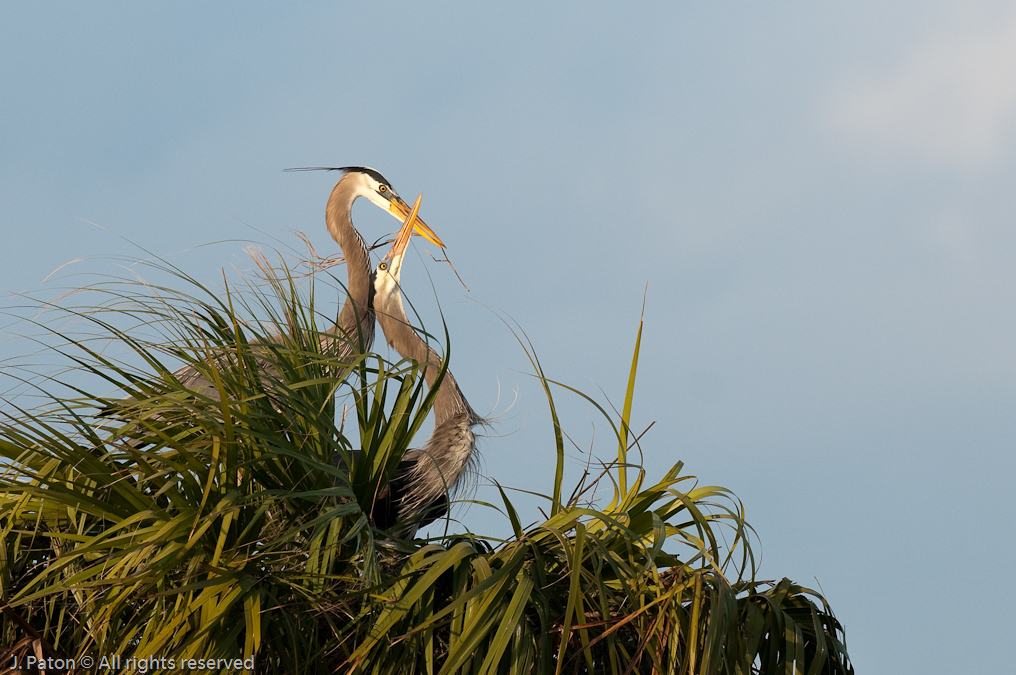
[427,251,470,291]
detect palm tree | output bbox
[0,251,852,674]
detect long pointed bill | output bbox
[389,194,444,248]
[389,193,424,259]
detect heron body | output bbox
[370,203,483,530]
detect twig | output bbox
[427,251,470,291]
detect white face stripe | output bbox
[364,188,393,214]
[347,171,402,220]
[374,253,405,298]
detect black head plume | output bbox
[283,166,390,186]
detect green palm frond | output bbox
[0,250,852,674]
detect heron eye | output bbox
[378,185,388,193]
[379,262,388,271]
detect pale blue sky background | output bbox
[3,3,1015,672]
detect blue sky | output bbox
[4,3,1016,672]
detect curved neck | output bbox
[375,283,476,427]
[326,180,374,343]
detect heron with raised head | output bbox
[367,195,484,532]
[167,167,444,396]
[296,167,445,366]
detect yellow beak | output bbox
[390,193,425,258]
[389,194,444,249]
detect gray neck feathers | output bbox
[375,283,480,428]
[376,274,483,520]
[325,179,375,353]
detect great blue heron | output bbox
[366,196,484,532]
[164,167,444,397]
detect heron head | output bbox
[340,168,444,248]
[374,251,404,300]
[287,166,445,248]
[374,192,423,298]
